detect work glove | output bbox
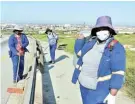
[77,31,90,39]
[82,32,90,37]
[103,93,116,104]
[77,34,85,39]
[80,31,90,37]
[17,52,21,56]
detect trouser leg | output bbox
[18,56,24,79]
[11,56,19,81]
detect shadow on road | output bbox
[47,65,54,70]
[55,55,69,63]
[41,61,56,104]
[22,65,32,80]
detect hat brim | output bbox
[45,28,52,34]
[91,25,117,36]
[13,29,23,32]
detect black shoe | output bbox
[23,74,28,79]
[52,61,55,64]
[20,76,24,80]
[48,61,52,63]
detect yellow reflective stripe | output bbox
[77,51,81,56]
[112,71,125,76]
[98,75,111,82]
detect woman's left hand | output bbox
[77,34,84,39]
[103,93,116,104]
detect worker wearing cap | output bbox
[8,26,29,83]
[72,16,126,104]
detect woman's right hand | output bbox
[17,52,21,56]
[77,34,85,39]
[77,31,90,39]
[17,50,24,56]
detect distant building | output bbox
[64,24,71,27]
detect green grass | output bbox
[32,34,48,41]
[58,37,75,53]
[115,34,135,99]
[124,50,135,99]
[32,33,75,54]
[115,34,135,46]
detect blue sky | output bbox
[1,1,135,26]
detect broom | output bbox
[7,56,24,94]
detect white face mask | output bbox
[96,30,110,41]
[48,32,52,35]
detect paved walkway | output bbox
[34,42,135,104]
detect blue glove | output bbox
[72,68,81,84]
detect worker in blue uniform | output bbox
[72,16,126,104]
[8,26,29,83]
[45,28,58,64]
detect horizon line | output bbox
[1,22,135,27]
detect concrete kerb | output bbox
[23,37,45,104]
[23,57,37,104]
[23,37,37,104]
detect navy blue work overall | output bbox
[8,34,29,81]
[47,33,58,62]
